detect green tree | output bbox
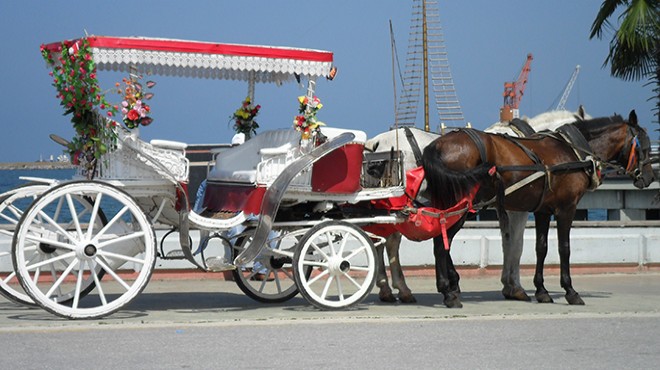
[590,0,660,129]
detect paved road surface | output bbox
[1,272,659,369]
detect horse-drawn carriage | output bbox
[1,35,654,320]
[0,35,433,319]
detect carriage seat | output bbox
[207,128,301,184]
[150,139,188,152]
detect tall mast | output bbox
[422,0,430,131]
[394,0,465,132]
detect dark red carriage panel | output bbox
[203,183,266,214]
[311,143,364,193]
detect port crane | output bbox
[499,53,533,122]
[554,65,580,110]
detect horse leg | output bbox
[556,213,585,305]
[386,232,416,303]
[533,212,553,303]
[499,210,531,301]
[375,238,396,303]
[433,232,462,309]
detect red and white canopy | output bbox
[43,36,335,84]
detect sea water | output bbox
[0,168,76,194]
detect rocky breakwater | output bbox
[0,162,75,170]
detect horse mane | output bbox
[572,114,625,140]
[422,144,494,209]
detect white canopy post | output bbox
[247,71,255,102]
[305,79,316,114]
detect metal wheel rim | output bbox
[294,221,376,310]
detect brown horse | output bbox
[422,111,654,308]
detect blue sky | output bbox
[0,1,655,162]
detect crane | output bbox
[500,53,533,122]
[555,65,580,110]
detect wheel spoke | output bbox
[324,232,336,256]
[337,235,348,257]
[281,267,294,281]
[1,204,23,223]
[86,193,103,239]
[320,275,334,300]
[301,259,327,268]
[307,268,329,285]
[45,258,78,299]
[341,271,363,289]
[97,230,145,249]
[348,265,370,272]
[310,241,330,260]
[2,269,17,284]
[72,262,85,309]
[93,206,130,241]
[344,245,367,261]
[97,249,146,265]
[91,260,108,306]
[95,257,131,291]
[335,276,345,301]
[65,193,84,240]
[25,251,75,271]
[23,233,76,251]
[33,210,77,243]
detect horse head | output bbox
[624,110,655,189]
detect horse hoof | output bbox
[444,298,463,309]
[398,292,417,304]
[378,291,397,303]
[566,292,585,305]
[535,292,554,304]
[443,292,463,308]
[503,287,531,302]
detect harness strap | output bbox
[461,128,487,163]
[403,127,424,167]
[556,124,594,160]
[625,136,639,173]
[509,118,535,137]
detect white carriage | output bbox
[0,36,414,319]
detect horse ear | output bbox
[629,110,638,126]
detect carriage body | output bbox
[0,35,417,318]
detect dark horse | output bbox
[422,111,655,308]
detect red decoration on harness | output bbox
[366,166,479,247]
[394,187,478,246]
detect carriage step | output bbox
[205,257,237,272]
[163,250,186,259]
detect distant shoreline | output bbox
[0,162,75,170]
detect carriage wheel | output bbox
[293,221,376,310]
[12,181,156,319]
[231,228,310,303]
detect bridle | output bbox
[612,123,652,183]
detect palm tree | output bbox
[589,0,660,128]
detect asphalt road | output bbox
[1,272,659,369]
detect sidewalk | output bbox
[1,270,659,331]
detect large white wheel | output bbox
[231,228,310,303]
[12,181,156,319]
[293,221,376,310]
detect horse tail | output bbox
[422,143,494,209]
